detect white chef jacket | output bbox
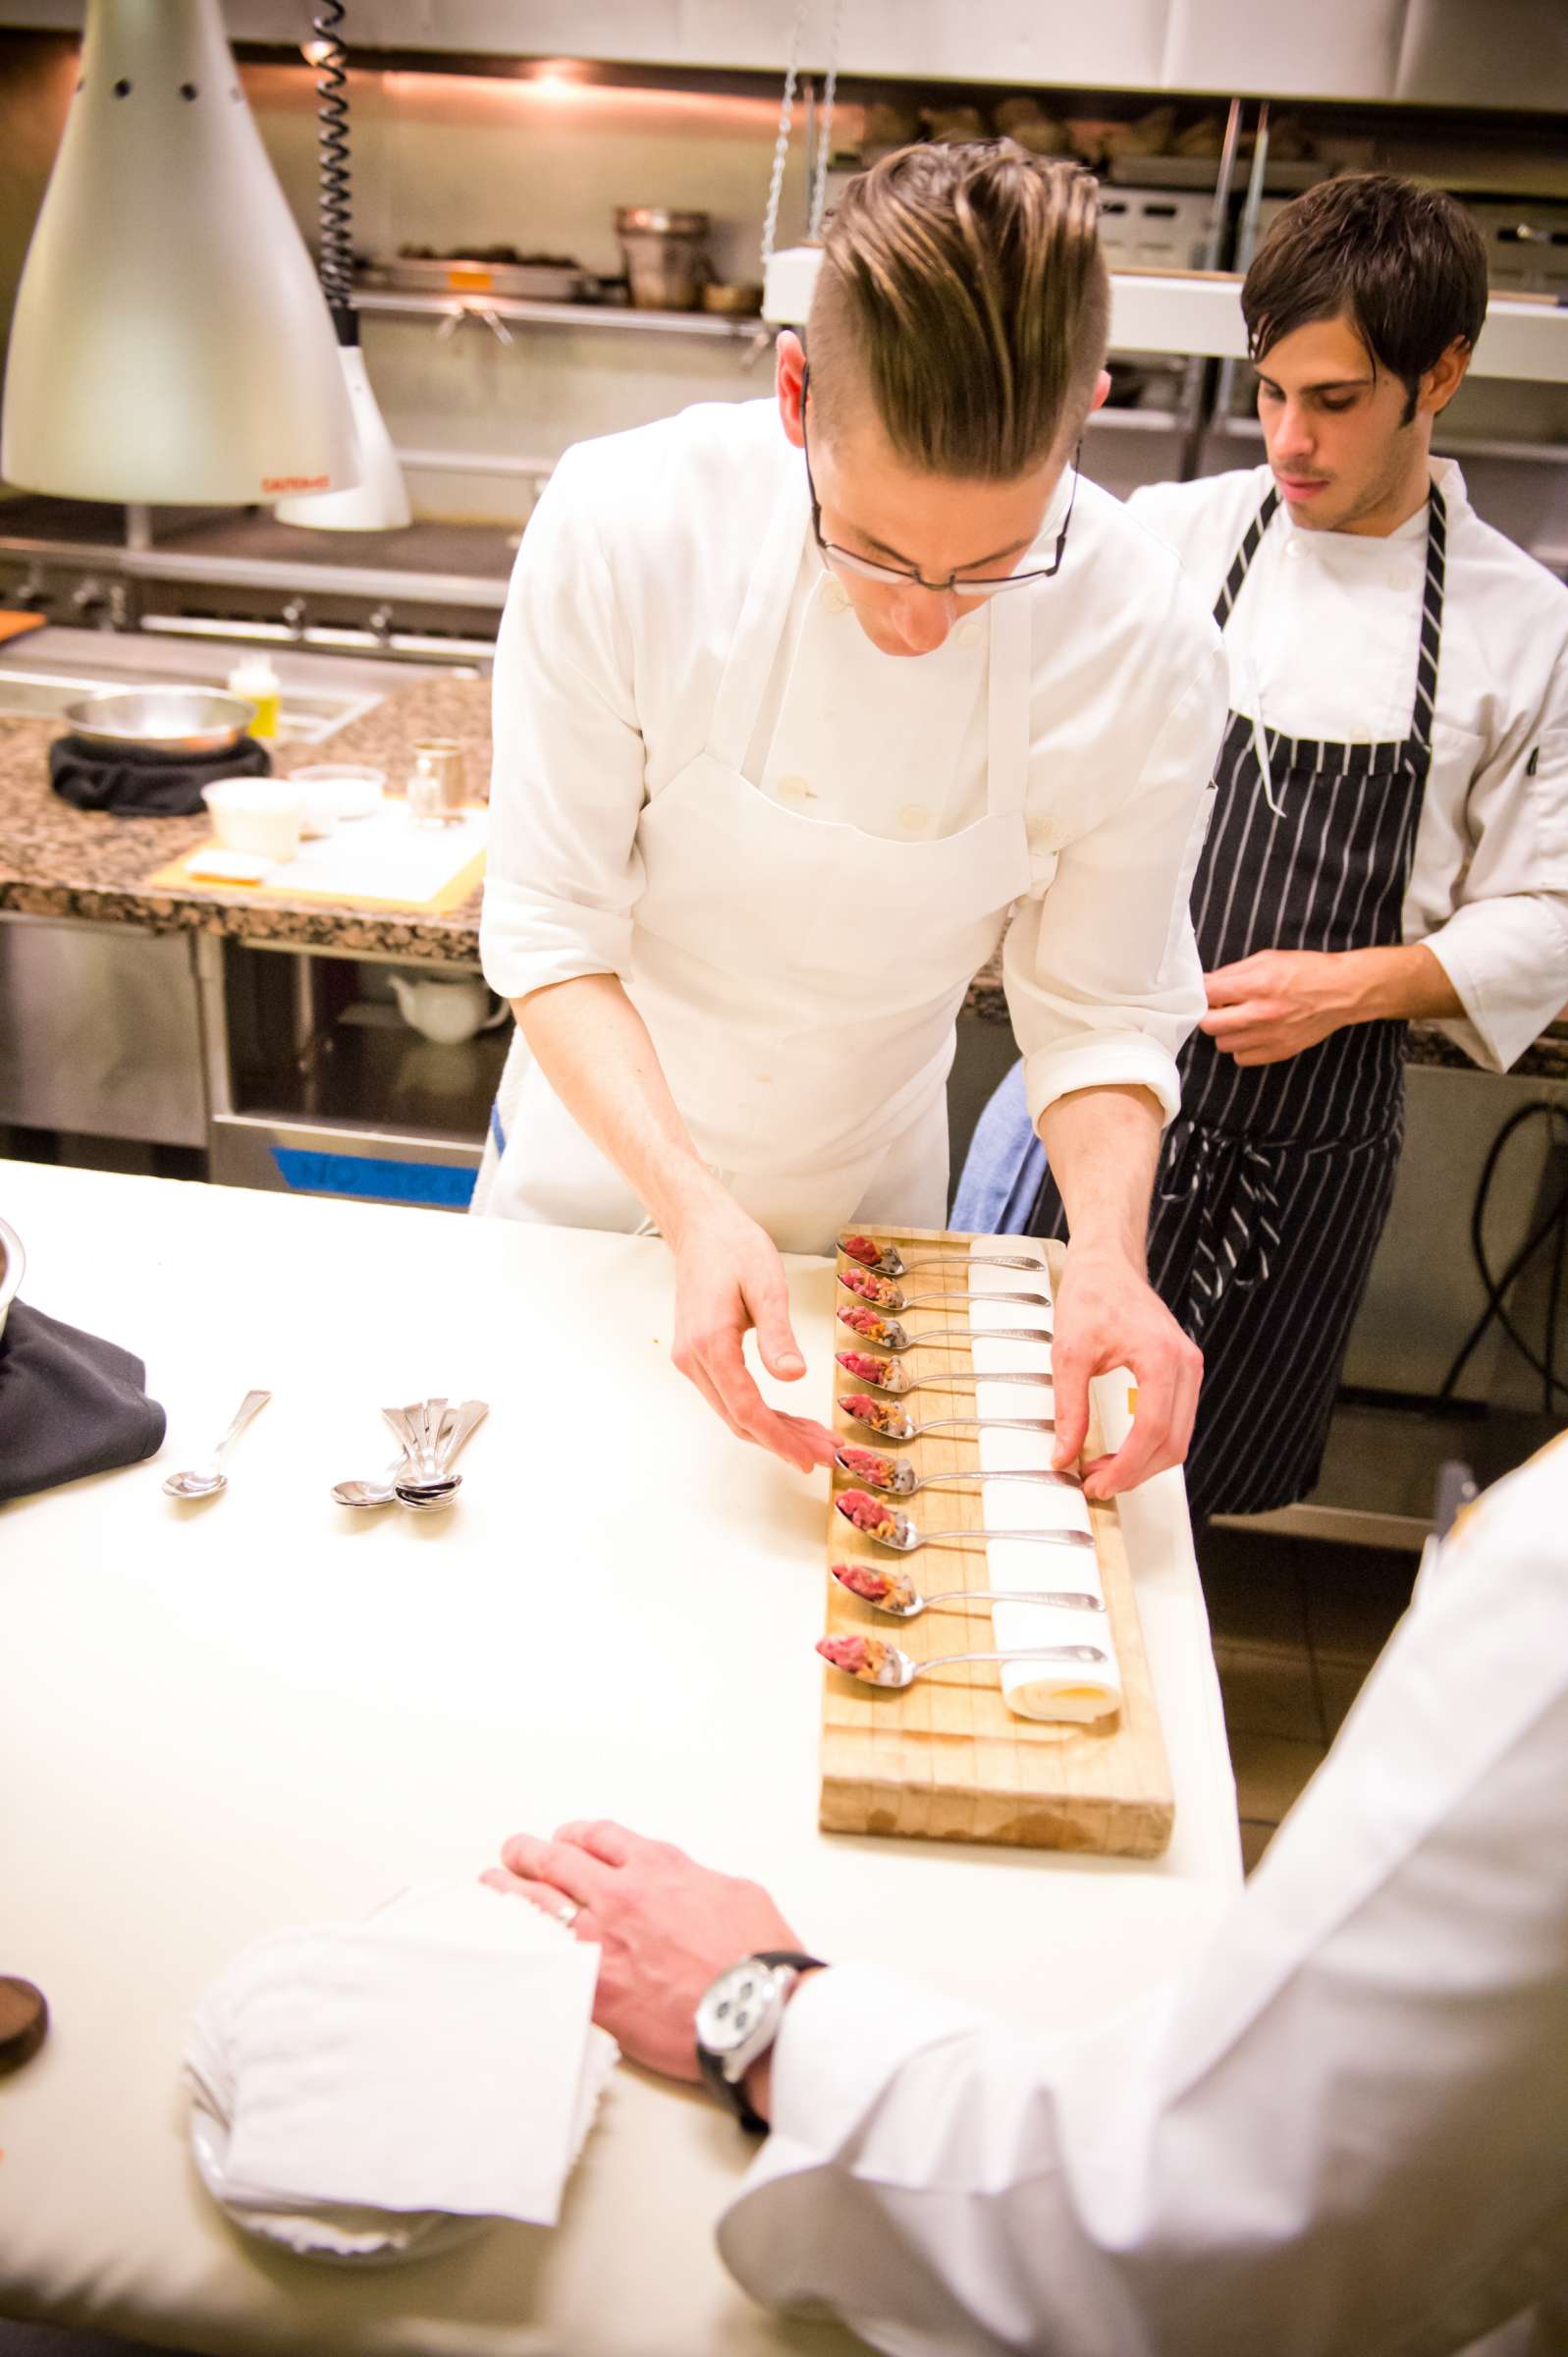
[1127,462,1568,1073]
[719,1432,1568,2357]
[481,399,1228,1133]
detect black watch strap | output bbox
[697,1949,826,2136]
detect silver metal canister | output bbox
[613,206,712,310]
[407,739,468,823]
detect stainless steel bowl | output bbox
[0,1214,24,1344]
[63,686,258,755]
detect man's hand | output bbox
[1050,1244,1202,1499]
[482,1821,803,2084]
[667,1187,836,1475]
[1200,949,1358,1066]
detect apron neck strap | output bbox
[707,457,812,776]
[1409,482,1447,758]
[985,585,1032,817]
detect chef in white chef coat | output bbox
[960,173,1568,1524]
[487,1433,1568,2357]
[476,142,1225,1494]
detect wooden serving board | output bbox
[819,1226,1174,1858]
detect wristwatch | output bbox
[695,1949,825,2134]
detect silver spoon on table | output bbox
[840,1237,1046,1281]
[834,1444,1076,1499]
[838,1392,1055,1445]
[818,1633,1107,1690]
[385,1398,489,1512]
[162,1389,271,1500]
[835,1486,1094,1556]
[830,1560,1103,1618]
[334,1399,488,1509]
[839,1271,1053,1317]
[838,1309,1052,1355]
[836,1349,1052,1398]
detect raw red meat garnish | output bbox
[840,1234,881,1268]
[832,1561,892,1601]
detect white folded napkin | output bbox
[185,1880,617,2259]
[968,1240,1121,1724]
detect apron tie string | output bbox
[1159,1119,1284,1338]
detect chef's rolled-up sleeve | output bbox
[1417,709,1568,1074]
[1005,644,1228,1129]
[480,451,648,1005]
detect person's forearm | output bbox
[513,973,721,1244]
[1036,1085,1163,1270]
[1335,942,1463,1024]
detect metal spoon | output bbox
[839,1392,1055,1444]
[838,1309,1053,1355]
[830,1561,1103,1618]
[162,1389,271,1500]
[836,1487,1093,1556]
[841,1237,1046,1281]
[382,1398,489,1512]
[834,1445,1076,1499]
[836,1349,1051,1398]
[818,1633,1107,1690]
[839,1271,1053,1317]
[334,1455,414,1510]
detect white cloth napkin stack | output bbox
[185,1880,618,2263]
[968,1239,1122,1723]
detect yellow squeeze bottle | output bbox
[229,654,281,740]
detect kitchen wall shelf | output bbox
[353,289,767,343]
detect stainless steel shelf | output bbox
[355,289,769,343]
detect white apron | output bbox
[475,464,1035,1256]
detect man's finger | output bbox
[1199,1000,1271,1039]
[500,1832,613,1906]
[743,1266,806,1382]
[1084,1352,1178,1498]
[1203,959,1261,1005]
[706,1332,817,1470]
[554,1819,636,1868]
[1050,1348,1091,1472]
[482,1867,599,1938]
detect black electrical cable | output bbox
[1434,1099,1568,1410]
[311,1,354,334]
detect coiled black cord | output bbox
[312,1,353,326]
[1435,1099,1568,1413]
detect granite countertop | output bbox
[3,671,1565,1079]
[0,674,493,967]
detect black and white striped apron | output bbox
[1029,484,1447,1520]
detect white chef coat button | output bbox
[777,773,812,802]
[755,1071,773,1084]
[955,619,981,647]
[897,801,930,833]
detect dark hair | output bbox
[808,140,1108,477]
[1242,174,1487,421]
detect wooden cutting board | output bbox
[819,1226,1174,1858]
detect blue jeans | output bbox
[951,1060,1046,1234]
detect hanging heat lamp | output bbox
[275,2,409,530]
[1,0,357,505]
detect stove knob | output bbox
[281,598,307,638]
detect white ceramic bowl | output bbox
[200,779,303,863]
[289,763,385,837]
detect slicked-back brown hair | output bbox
[1243,174,1487,420]
[807,139,1109,479]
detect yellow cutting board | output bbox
[819,1228,1175,1857]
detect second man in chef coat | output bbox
[958,173,1568,1521]
[477,143,1227,1496]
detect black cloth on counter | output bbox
[0,1300,166,1504]
[49,733,271,817]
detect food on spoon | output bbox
[836,1303,905,1348]
[835,1488,910,1545]
[836,1348,909,1392]
[836,1444,898,1488]
[838,1391,906,1436]
[839,1233,884,1269]
[831,1561,916,1612]
[817,1632,892,1683]
[838,1266,902,1307]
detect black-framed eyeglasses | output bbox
[798,362,1078,596]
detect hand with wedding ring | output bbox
[482,1820,804,2084]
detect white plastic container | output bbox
[289,763,385,837]
[200,777,302,863]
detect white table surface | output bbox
[0,1162,1240,2357]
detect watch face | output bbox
[696,1960,777,2059]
